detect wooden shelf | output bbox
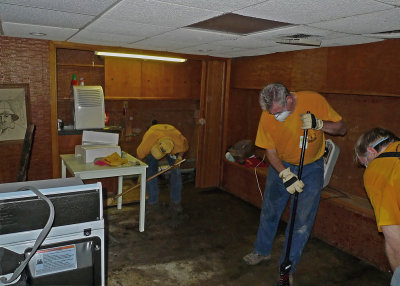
[104,97,200,100]
[57,63,104,68]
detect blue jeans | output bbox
[145,154,182,205]
[392,266,400,286]
[253,158,324,274]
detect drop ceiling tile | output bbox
[216,48,276,57]
[0,3,94,28]
[250,25,337,40]
[69,30,144,44]
[145,28,237,46]
[321,35,384,47]
[86,18,175,37]
[103,0,222,28]
[2,22,78,41]
[237,0,392,24]
[155,0,266,12]
[0,0,119,15]
[310,8,400,34]
[126,38,194,51]
[376,0,400,6]
[215,37,276,49]
[175,43,244,55]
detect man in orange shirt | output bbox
[137,123,188,215]
[243,83,347,283]
[354,128,400,286]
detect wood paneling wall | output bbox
[0,36,52,182]
[229,39,400,199]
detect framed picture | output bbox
[0,84,31,142]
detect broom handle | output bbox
[284,112,309,263]
[113,158,186,201]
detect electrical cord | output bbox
[0,186,55,285]
[254,153,266,201]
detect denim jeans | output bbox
[253,158,324,274]
[391,266,400,286]
[145,154,182,205]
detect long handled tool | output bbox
[112,158,186,202]
[278,112,309,286]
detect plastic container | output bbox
[71,74,78,86]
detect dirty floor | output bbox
[104,178,391,286]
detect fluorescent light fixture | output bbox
[94,51,186,62]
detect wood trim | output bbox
[56,63,104,68]
[49,42,60,178]
[230,86,400,98]
[51,41,227,61]
[104,97,200,101]
[195,60,208,187]
[220,59,231,186]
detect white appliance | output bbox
[323,139,340,188]
[0,178,105,286]
[73,86,105,130]
[75,131,121,163]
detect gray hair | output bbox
[354,127,399,163]
[259,83,290,111]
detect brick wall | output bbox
[0,36,52,182]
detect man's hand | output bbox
[301,113,323,130]
[279,167,304,194]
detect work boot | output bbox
[168,202,183,215]
[145,203,161,215]
[243,252,271,265]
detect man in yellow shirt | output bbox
[137,123,188,215]
[243,83,347,283]
[354,128,400,286]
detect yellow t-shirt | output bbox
[137,124,189,159]
[364,142,400,232]
[255,91,342,165]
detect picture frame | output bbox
[0,84,31,142]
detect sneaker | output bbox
[243,252,271,265]
[276,274,294,286]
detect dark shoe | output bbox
[169,202,183,214]
[145,203,160,215]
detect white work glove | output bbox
[279,167,304,194]
[301,113,323,130]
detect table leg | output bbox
[139,170,146,232]
[61,160,66,178]
[117,176,123,210]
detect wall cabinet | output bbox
[105,57,202,99]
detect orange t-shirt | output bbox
[364,142,400,232]
[255,91,342,165]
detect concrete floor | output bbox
[105,177,391,286]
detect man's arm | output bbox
[321,120,347,136]
[265,149,285,173]
[381,225,400,271]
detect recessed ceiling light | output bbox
[29,32,47,36]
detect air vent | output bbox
[77,89,103,107]
[275,34,321,47]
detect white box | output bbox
[82,131,119,146]
[75,145,121,163]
